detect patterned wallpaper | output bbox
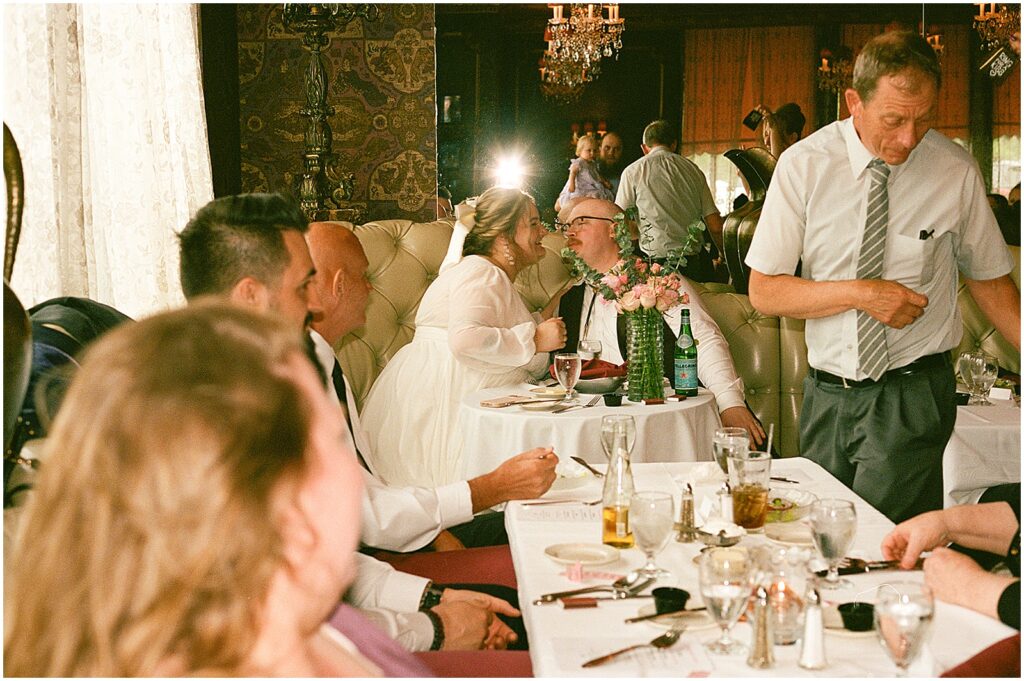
[237,4,437,222]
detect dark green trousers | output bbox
[799,364,956,524]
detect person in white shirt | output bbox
[746,32,1020,523]
[561,197,765,446]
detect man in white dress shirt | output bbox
[178,193,522,652]
[562,197,765,446]
[746,32,1020,523]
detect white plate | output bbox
[544,542,619,566]
[764,521,814,546]
[636,604,717,632]
[520,400,565,412]
[549,474,590,491]
[531,386,567,397]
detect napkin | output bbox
[548,358,627,381]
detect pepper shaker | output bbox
[798,586,827,670]
[676,483,696,542]
[747,584,775,668]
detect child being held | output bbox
[557,134,614,209]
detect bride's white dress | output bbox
[359,255,549,487]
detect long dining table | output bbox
[505,457,1016,677]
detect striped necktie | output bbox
[857,158,891,380]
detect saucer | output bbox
[549,473,590,492]
[636,604,716,632]
[544,542,619,566]
[764,521,814,546]
[520,400,565,412]
[531,386,567,397]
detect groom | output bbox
[560,197,765,446]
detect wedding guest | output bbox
[754,102,806,158]
[359,187,567,488]
[3,303,398,676]
[747,31,1020,523]
[555,133,614,214]
[562,197,765,446]
[881,483,1019,630]
[599,131,625,194]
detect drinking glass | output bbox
[554,352,583,402]
[874,582,935,677]
[713,427,749,475]
[578,339,602,361]
[600,415,636,460]
[699,546,753,655]
[630,491,675,579]
[809,499,857,589]
[956,351,978,396]
[968,351,999,406]
[727,450,771,532]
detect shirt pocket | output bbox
[886,233,930,289]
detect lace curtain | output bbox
[3,4,213,318]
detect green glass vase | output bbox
[625,307,664,401]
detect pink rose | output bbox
[619,290,640,312]
[651,262,662,274]
[601,273,621,291]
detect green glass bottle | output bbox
[674,308,698,396]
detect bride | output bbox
[360,187,567,487]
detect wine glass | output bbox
[553,352,582,403]
[699,546,753,655]
[956,351,979,396]
[875,581,935,677]
[630,491,675,579]
[713,427,749,475]
[809,499,857,589]
[968,351,999,406]
[600,415,636,460]
[578,338,602,361]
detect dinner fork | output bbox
[581,626,686,668]
[552,395,601,414]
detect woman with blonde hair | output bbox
[360,186,568,488]
[3,302,391,676]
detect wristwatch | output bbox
[419,581,445,611]
[423,608,445,651]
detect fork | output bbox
[581,626,686,667]
[519,497,602,507]
[551,395,601,414]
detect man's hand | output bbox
[881,510,949,569]
[535,316,568,352]
[469,448,558,512]
[859,280,928,328]
[441,589,521,649]
[430,529,466,552]
[720,406,766,447]
[432,601,494,650]
[923,547,1017,620]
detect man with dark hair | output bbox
[747,31,1020,523]
[755,102,807,158]
[598,131,624,194]
[616,120,725,282]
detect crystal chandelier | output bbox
[974,3,1021,51]
[547,4,625,69]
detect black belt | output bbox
[809,352,952,389]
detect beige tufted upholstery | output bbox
[329,217,1020,458]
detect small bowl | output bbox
[576,376,626,394]
[765,489,818,523]
[602,393,623,407]
[838,602,875,632]
[652,587,691,614]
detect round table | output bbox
[457,384,721,479]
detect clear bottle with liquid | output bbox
[674,308,698,396]
[602,423,635,548]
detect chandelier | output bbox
[816,46,853,95]
[547,4,625,69]
[974,3,1021,51]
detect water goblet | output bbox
[713,427,749,475]
[699,546,753,655]
[578,339,602,361]
[554,352,582,403]
[630,491,675,579]
[956,351,979,396]
[874,581,934,677]
[600,415,636,460]
[809,498,857,589]
[968,351,999,406]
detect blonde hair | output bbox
[459,186,535,257]
[576,134,598,155]
[4,301,312,677]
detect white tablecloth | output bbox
[457,385,721,480]
[943,400,1021,507]
[506,458,1016,677]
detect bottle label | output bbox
[677,333,694,349]
[675,358,698,390]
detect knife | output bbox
[570,456,604,477]
[624,607,707,623]
[552,395,602,414]
[813,558,921,577]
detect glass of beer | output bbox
[728,450,771,532]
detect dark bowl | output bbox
[602,393,623,407]
[652,587,691,614]
[838,602,875,631]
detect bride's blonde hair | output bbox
[3,302,311,677]
[460,186,534,257]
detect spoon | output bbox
[570,456,604,478]
[581,626,686,667]
[534,570,645,604]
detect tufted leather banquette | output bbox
[325,218,1020,458]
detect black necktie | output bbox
[331,361,370,471]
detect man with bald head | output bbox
[561,198,765,445]
[598,131,624,195]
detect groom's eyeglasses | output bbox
[554,216,616,233]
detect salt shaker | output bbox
[747,585,774,668]
[798,586,827,670]
[676,483,696,542]
[717,482,733,521]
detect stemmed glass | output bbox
[630,491,675,579]
[554,352,583,403]
[578,339,602,361]
[809,499,857,589]
[699,546,753,655]
[875,581,935,677]
[600,415,636,460]
[959,350,999,406]
[713,427,749,475]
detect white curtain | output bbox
[3,3,213,318]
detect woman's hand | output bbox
[534,317,567,352]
